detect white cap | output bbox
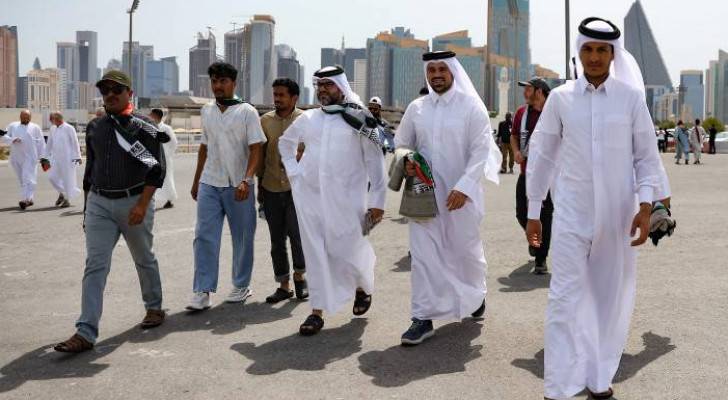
[368,96,382,106]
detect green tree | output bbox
[703,117,725,132]
[658,120,676,130]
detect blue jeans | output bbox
[193,183,256,292]
[76,192,162,344]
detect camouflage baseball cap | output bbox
[96,70,132,88]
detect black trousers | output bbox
[261,187,305,282]
[709,138,716,154]
[516,173,553,263]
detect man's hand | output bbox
[514,150,524,164]
[191,182,199,201]
[630,203,652,246]
[526,219,542,248]
[235,181,250,201]
[368,208,384,224]
[404,159,416,177]
[12,137,21,144]
[446,190,468,211]
[128,202,148,226]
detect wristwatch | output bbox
[242,176,255,186]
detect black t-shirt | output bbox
[497,120,512,143]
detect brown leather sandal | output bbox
[140,309,165,329]
[54,334,94,353]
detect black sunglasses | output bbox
[98,85,128,96]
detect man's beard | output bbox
[318,93,342,106]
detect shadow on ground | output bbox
[0,300,301,393]
[497,262,550,293]
[358,321,483,387]
[230,318,367,374]
[511,331,676,383]
[391,255,411,272]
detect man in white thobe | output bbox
[525,18,669,400]
[395,51,501,346]
[45,112,82,207]
[690,118,705,165]
[2,110,45,210]
[279,66,386,336]
[149,108,178,208]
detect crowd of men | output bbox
[1,16,684,400]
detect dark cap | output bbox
[96,70,132,89]
[422,50,456,61]
[518,77,551,95]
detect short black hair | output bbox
[207,62,238,80]
[272,78,300,97]
[150,108,164,119]
[695,118,701,125]
[677,120,684,126]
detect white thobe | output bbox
[155,122,178,203]
[45,122,82,199]
[278,109,386,314]
[689,126,705,162]
[395,88,497,320]
[526,76,667,399]
[2,122,45,200]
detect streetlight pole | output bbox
[127,0,140,90]
[565,0,571,80]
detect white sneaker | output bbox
[186,292,211,311]
[225,286,252,303]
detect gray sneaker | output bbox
[225,286,252,303]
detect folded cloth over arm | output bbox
[388,148,437,220]
[649,201,676,246]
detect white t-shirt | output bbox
[200,102,266,187]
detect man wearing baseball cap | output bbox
[510,76,553,274]
[368,96,394,154]
[54,70,167,353]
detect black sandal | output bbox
[587,388,614,400]
[294,279,309,300]
[299,314,324,336]
[471,299,486,318]
[265,288,293,304]
[353,290,372,316]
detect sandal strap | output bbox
[303,314,323,326]
[56,334,93,352]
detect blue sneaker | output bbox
[401,318,434,346]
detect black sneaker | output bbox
[401,318,434,346]
[163,201,174,209]
[534,260,548,275]
[294,278,309,300]
[55,193,65,206]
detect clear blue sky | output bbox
[3,0,726,92]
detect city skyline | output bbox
[3,0,725,97]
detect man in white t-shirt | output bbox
[187,62,267,310]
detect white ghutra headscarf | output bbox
[422,52,501,185]
[313,66,363,106]
[573,17,646,96]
